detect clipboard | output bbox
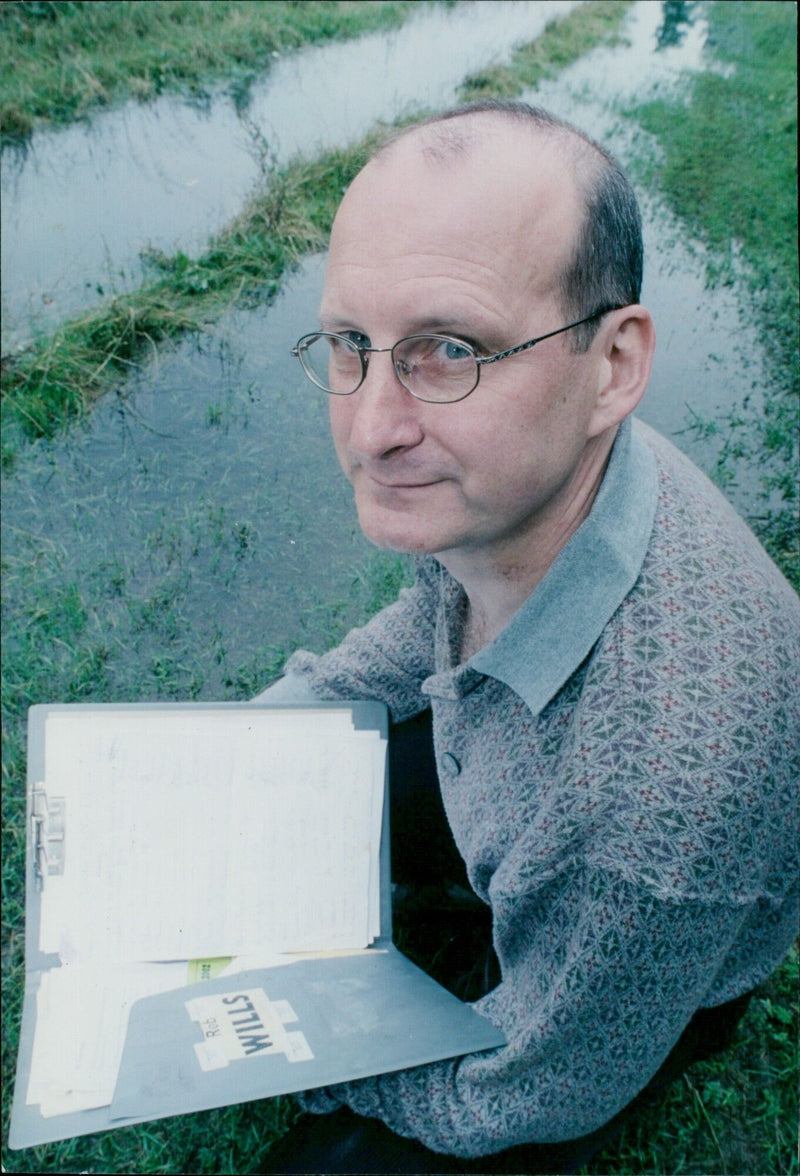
[10,701,505,1149]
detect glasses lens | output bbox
[393,336,478,402]
[296,333,362,394]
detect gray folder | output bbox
[10,701,505,1149]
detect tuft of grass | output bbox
[458,0,632,101]
[0,0,431,143]
[2,296,203,444]
[585,945,799,1176]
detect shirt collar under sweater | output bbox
[424,417,658,716]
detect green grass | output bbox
[628,0,798,589]
[585,946,799,1175]
[458,0,632,101]
[0,0,432,142]
[2,296,205,448]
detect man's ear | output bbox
[587,306,655,438]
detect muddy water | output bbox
[2,1,769,697]
[1,0,579,351]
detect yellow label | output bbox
[187,957,233,984]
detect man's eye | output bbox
[438,339,474,361]
[340,330,370,350]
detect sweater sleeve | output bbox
[252,559,441,721]
[298,861,787,1157]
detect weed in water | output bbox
[2,295,204,441]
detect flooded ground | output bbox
[2,0,770,699]
[2,0,580,350]
[3,256,372,697]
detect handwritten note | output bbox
[38,708,386,963]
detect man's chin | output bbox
[355,503,444,557]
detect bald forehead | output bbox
[365,114,583,201]
[382,109,577,165]
[332,117,585,296]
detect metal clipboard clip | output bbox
[31,785,66,886]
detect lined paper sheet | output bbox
[38,709,386,963]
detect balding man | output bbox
[259,102,799,1174]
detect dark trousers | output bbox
[263,712,753,1174]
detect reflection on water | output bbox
[656,1,698,50]
[1,0,719,351]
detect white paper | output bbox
[27,962,188,1116]
[25,953,307,1116]
[37,708,386,963]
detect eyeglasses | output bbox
[291,307,618,404]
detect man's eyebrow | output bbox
[403,314,508,353]
[317,314,359,332]
[318,311,498,343]
[406,316,480,337]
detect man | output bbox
[258,101,799,1173]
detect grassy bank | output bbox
[0,131,380,459]
[0,0,430,142]
[458,0,630,99]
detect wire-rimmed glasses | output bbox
[291,307,619,404]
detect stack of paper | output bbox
[26,705,387,1118]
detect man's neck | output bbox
[440,431,617,661]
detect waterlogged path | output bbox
[2,0,580,350]
[3,1,769,701]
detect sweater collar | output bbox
[467,418,658,716]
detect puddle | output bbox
[2,0,772,701]
[2,256,381,695]
[1,0,580,351]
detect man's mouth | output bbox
[368,477,438,489]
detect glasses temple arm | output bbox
[477,306,620,367]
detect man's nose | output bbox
[342,351,425,459]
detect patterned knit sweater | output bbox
[261,421,800,1157]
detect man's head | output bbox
[371,101,645,352]
[317,102,655,572]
